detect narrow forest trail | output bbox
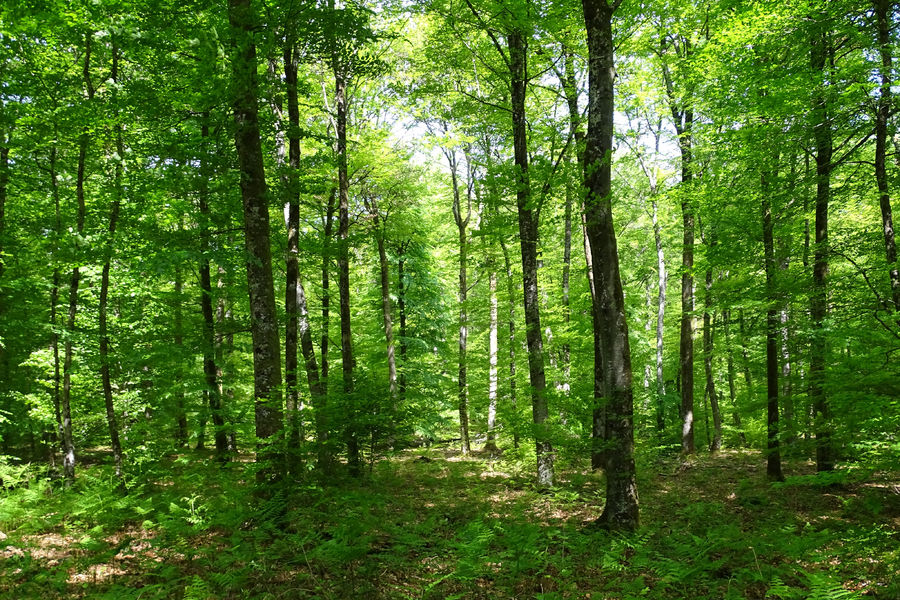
[1,449,898,599]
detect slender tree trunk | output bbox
[509,28,553,487]
[198,115,227,458]
[875,0,900,311]
[723,311,747,445]
[652,198,666,434]
[99,49,126,485]
[0,128,7,284]
[321,187,335,393]
[172,264,188,448]
[334,61,358,475]
[561,164,572,393]
[48,146,64,466]
[485,272,499,452]
[499,238,519,449]
[762,168,784,480]
[703,271,722,453]
[61,36,95,485]
[583,0,638,530]
[228,0,283,475]
[398,242,408,401]
[276,46,301,459]
[368,199,398,398]
[810,22,833,472]
[456,205,471,455]
[663,44,696,454]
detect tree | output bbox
[582,0,638,530]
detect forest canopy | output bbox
[0,0,898,597]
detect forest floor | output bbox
[0,445,898,599]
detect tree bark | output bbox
[228,0,284,474]
[875,0,900,311]
[509,27,553,487]
[582,0,639,530]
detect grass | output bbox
[0,446,897,599]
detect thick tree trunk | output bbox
[875,0,900,311]
[810,23,833,472]
[198,116,228,458]
[228,0,283,474]
[582,0,639,530]
[509,28,553,487]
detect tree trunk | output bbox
[723,310,747,446]
[663,41,696,455]
[509,27,553,487]
[334,60,358,476]
[875,0,900,311]
[499,238,519,449]
[761,166,784,481]
[582,0,639,530]
[584,208,606,471]
[198,115,228,459]
[172,264,188,449]
[652,198,666,434]
[703,270,722,453]
[61,35,95,485]
[48,146,64,467]
[398,241,409,401]
[485,271,499,452]
[809,22,833,472]
[449,151,471,455]
[367,198,398,398]
[228,0,283,475]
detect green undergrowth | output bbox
[0,448,897,599]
